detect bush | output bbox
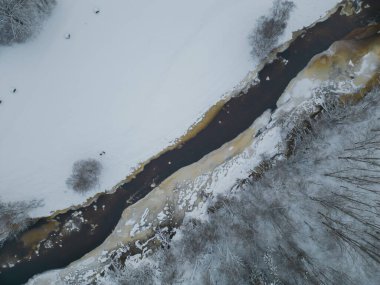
[0,199,42,247]
[249,0,295,60]
[66,159,102,193]
[0,0,56,45]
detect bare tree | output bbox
[249,0,295,60]
[66,159,102,193]
[0,199,42,246]
[0,0,56,44]
[98,88,380,285]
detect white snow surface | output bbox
[0,0,337,216]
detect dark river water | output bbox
[1,1,379,284]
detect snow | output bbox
[157,211,167,224]
[0,0,338,217]
[26,107,275,285]
[356,52,380,79]
[130,208,151,237]
[26,22,380,284]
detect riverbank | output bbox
[1,1,380,284]
[28,17,380,285]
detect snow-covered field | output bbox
[0,0,338,217]
[26,28,380,284]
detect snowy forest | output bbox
[98,89,380,285]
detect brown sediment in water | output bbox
[48,97,227,219]
[124,100,227,182]
[344,23,380,40]
[20,221,59,249]
[38,0,341,219]
[295,26,380,102]
[55,28,380,282]
[1,1,380,284]
[24,0,340,220]
[303,31,380,81]
[341,69,380,102]
[86,111,269,249]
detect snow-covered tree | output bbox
[66,159,103,193]
[249,0,295,60]
[98,88,380,284]
[0,199,41,247]
[0,0,55,44]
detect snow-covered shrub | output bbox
[66,159,102,193]
[100,89,380,284]
[101,259,156,285]
[0,0,56,44]
[249,0,295,60]
[0,199,41,247]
